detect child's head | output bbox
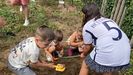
[35,25,55,49]
[54,30,63,44]
[82,3,101,27]
[76,27,82,39]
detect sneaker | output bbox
[20,6,23,12]
[59,0,64,4]
[23,20,29,26]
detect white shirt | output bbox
[8,37,40,68]
[83,17,131,66]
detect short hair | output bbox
[54,30,63,42]
[36,25,55,42]
[82,3,101,27]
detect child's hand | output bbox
[78,42,83,47]
[78,47,83,52]
[47,63,55,68]
[46,54,54,62]
[80,53,85,58]
[60,50,64,56]
[67,41,71,46]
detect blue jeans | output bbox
[7,61,36,75]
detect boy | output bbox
[8,0,30,26]
[7,25,55,75]
[44,30,64,62]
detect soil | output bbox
[0,1,83,75]
[0,1,131,75]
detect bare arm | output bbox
[30,59,55,68]
[80,44,93,58]
[44,47,55,62]
[67,32,83,47]
[70,41,83,47]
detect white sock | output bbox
[20,6,23,11]
[23,19,29,26]
[25,18,28,21]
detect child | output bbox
[44,30,64,62]
[8,0,30,26]
[79,3,131,75]
[7,25,56,75]
[66,27,83,56]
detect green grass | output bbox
[124,50,133,75]
[0,0,133,75]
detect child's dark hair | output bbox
[36,25,55,42]
[82,3,101,27]
[54,30,63,42]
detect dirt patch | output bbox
[44,3,82,39]
[33,58,82,75]
[0,1,84,75]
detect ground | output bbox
[0,0,133,75]
[0,0,83,75]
